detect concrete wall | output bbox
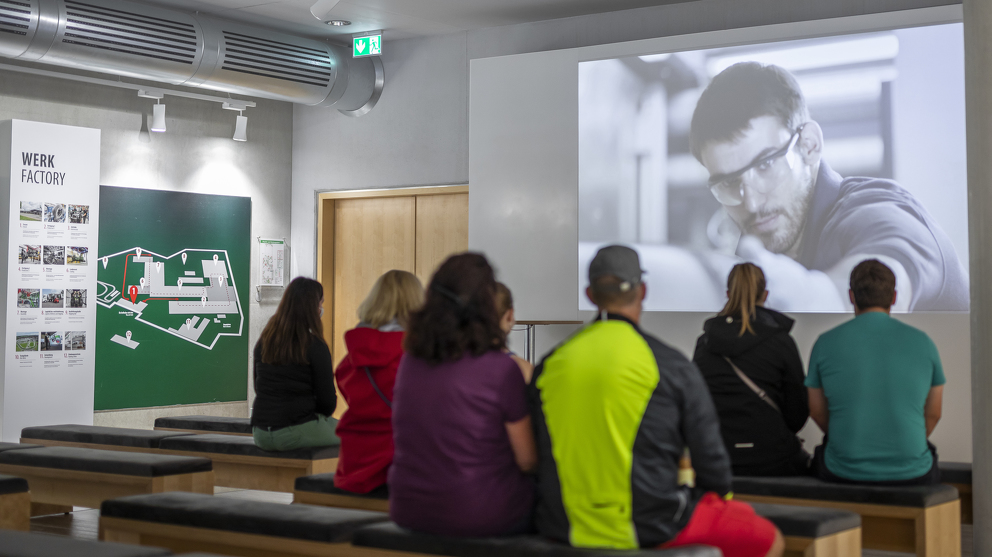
[0,69,294,426]
[291,0,959,277]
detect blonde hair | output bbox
[719,263,766,336]
[357,270,424,328]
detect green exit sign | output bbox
[353,35,381,58]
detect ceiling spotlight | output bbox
[233,112,248,142]
[151,101,166,133]
[326,20,350,26]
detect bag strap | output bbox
[364,366,392,408]
[723,357,780,413]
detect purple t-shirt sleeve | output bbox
[499,357,529,423]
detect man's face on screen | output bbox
[700,115,816,254]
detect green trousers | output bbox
[253,414,340,452]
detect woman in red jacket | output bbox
[334,269,424,494]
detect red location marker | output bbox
[128,285,138,304]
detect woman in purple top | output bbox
[389,252,537,537]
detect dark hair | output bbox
[495,282,513,316]
[690,62,809,161]
[850,259,896,310]
[259,277,324,365]
[589,275,639,308]
[719,263,766,336]
[404,253,506,364]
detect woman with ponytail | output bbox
[692,263,810,476]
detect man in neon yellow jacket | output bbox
[528,245,784,557]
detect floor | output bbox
[29,488,973,557]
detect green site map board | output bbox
[95,186,251,410]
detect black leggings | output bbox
[812,439,940,486]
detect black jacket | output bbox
[692,306,809,473]
[250,338,337,429]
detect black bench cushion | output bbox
[750,503,860,538]
[0,474,28,496]
[295,473,388,499]
[940,462,972,485]
[154,416,252,435]
[351,522,720,557]
[0,530,171,557]
[101,492,387,543]
[734,476,959,507]
[158,434,339,460]
[20,424,194,449]
[0,443,41,453]
[0,446,212,477]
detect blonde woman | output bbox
[334,270,424,494]
[692,263,810,476]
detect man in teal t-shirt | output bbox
[806,259,945,484]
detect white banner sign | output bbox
[2,120,100,441]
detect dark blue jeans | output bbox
[812,438,940,486]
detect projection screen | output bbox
[578,23,967,313]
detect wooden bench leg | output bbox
[30,502,73,516]
[782,527,861,557]
[0,492,31,530]
[915,500,961,557]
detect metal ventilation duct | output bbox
[0,0,382,112]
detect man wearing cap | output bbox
[528,245,784,557]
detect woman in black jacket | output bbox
[251,277,338,451]
[692,263,810,476]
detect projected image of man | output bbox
[690,62,968,311]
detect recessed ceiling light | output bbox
[326,20,351,26]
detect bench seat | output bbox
[154,416,253,437]
[749,503,860,557]
[293,473,389,512]
[0,442,42,453]
[940,462,972,524]
[0,474,29,531]
[157,434,339,492]
[0,530,172,557]
[734,476,960,557]
[352,522,719,557]
[100,492,390,556]
[20,425,340,493]
[0,446,213,510]
[21,424,194,450]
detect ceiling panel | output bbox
[141,0,698,41]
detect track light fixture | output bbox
[151,101,166,133]
[223,102,250,142]
[138,89,166,133]
[233,112,248,142]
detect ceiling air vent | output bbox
[62,0,197,64]
[0,0,32,36]
[221,31,331,88]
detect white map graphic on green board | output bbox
[95,247,243,350]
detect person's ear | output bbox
[798,120,823,167]
[637,283,647,303]
[585,286,596,306]
[760,290,769,304]
[892,291,897,307]
[848,289,856,306]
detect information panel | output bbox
[2,120,100,441]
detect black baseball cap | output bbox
[588,245,645,292]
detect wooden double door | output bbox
[317,186,468,417]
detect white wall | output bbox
[291,0,969,459]
[0,69,294,425]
